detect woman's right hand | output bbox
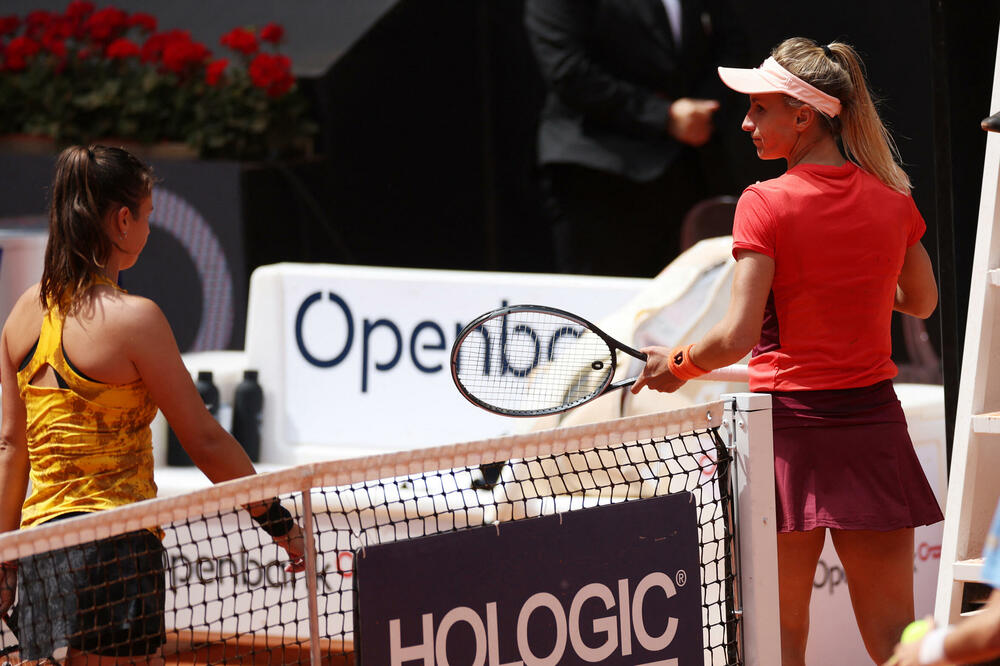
[630,346,687,394]
[668,98,720,146]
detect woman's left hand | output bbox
[630,346,687,394]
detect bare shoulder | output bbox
[102,291,183,366]
[100,290,170,334]
[2,284,45,344]
[70,286,168,345]
[9,283,43,316]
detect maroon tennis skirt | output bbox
[767,380,943,534]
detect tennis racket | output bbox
[450,304,748,417]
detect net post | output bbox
[723,392,780,666]
[300,486,322,665]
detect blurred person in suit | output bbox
[474,0,747,492]
[525,0,748,278]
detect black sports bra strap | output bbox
[18,338,39,372]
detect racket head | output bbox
[450,305,619,417]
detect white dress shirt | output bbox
[660,0,682,47]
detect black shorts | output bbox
[13,514,166,659]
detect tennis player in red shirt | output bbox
[631,38,942,665]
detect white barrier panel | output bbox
[806,383,947,665]
[245,264,647,462]
[0,229,47,327]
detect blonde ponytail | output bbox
[772,38,911,194]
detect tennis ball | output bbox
[901,619,932,644]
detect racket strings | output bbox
[454,311,614,415]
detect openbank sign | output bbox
[356,493,704,665]
[295,295,571,393]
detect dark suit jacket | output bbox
[525,0,748,182]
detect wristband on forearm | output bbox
[667,344,708,381]
[919,625,953,665]
[0,561,16,571]
[249,498,295,538]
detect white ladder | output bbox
[933,26,1000,625]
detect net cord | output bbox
[0,401,726,562]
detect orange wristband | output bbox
[667,344,708,381]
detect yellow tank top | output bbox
[17,305,159,528]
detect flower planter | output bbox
[0,134,198,160]
[0,134,59,156]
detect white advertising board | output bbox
[0,229,47,328]
[244,264,646,462]
[161,508,354,642]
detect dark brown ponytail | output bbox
[41,145,153,309]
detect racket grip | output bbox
[700,365,749,383]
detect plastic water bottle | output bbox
[167,370,219,466]
[231,370,263,462]
[196,371,220,418]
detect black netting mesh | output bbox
[0,424,740,665]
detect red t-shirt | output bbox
[732,162,926,391]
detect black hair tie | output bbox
[250,498,295,538]
[821,44,834,59]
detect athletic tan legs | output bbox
[777,528,826,666]
[831,527,915,664]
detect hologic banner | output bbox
[355,492,703,665]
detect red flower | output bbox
[64,1,95,21]
[83,7,128,44]
[140,29,190,64]
[41,16,74,44]
[127,12,157,33]
[139,28,211,74]
[0,15,20,37]
[259,23,284,45]
[24,10,52,39]
[205,58,228,85]
[41,35,67,59]
[4,35,40,71]
[64,1,94,38]
[248,52,294,97]
[106,37,140,59]
[220,27,257,55]
[161,38,210,74]
[25,10,52,27]
[38,16,71,61]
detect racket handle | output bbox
[700,365,749,383]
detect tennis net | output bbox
[0,398,767,665]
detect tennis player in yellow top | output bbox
[0,145,305,662]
